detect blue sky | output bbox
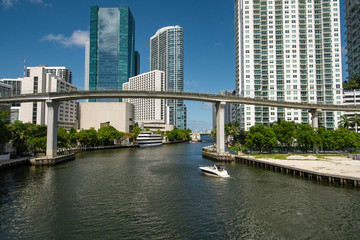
[0,0,348,132]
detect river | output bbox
[1,136,360,239]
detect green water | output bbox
[1,138,360,239]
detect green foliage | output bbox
[343,75,360,90]
[316,127,337,150]
[245,124,278,152]
[166,127,191,141]
[10,122,47,156]
[333,128,359,150]
[130,125,142,139]
[57,128,69,148]
[0,110,11,150]
[272,121,296,149]
[97,126,125,146]
[295,124,315,152]
[339,115,352,129]
[76,128,98,147]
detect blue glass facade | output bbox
[150,26,186,129]
[89,5,135,101]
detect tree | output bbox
[316,127,337,151]
[333,128,359,151]
[0,110,11,152]
[76,128,98,147]
[130,125,142,140]
[343,75,360,90]
[295,124,315,152]
[245,124,277,152]
[57,128,69,148]
[350,113,360,133]
[339,115,352,129]
[10,122,47,156]
[97,126,125,146]
[272,121,296,150]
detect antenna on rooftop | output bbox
[23,56,26,78]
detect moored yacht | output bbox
[136,132,163,147]
[199,164,230,178]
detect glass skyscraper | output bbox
[150,26,187,130]
[89,5,135,101]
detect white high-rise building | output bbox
[20,66,77,130]
[235,0,343,130]
[123,70,166,122]
[27,65,72,84]
[150,26,187,130]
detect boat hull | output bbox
[199,166,230,178]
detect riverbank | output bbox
[202,147,360,187]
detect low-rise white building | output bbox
[123,70,166,122]
[19,66,77,130]
[79,102,134,132]
[343,89,360,119]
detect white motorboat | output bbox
[136,132,162,147]
[199,164,230,178]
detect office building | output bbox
[0,78,23,123]
[123,70,166,122]
[235,0,343,130]
[27,66,72,84]
[20,66,77,130]
[88,5,135,99]
[345,0,360,78]
[0,82,12,112]
[150,26,187,129]
[135,51,140,76]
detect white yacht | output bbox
[136,132,162,147]
[199,164,230,178]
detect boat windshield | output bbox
[215,164,224,171]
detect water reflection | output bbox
[1,141,360,239]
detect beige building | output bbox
[79,102,135,132]
[19,66,77,130]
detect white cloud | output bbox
[1,0,17,9]
[2,0,51,9]
[185,80,198,87]
[41,30,89,48]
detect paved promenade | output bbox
[250,155,360,179]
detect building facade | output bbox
[123,70,166,122]
[235,0,343,130]
[343,89,360,119]
[0,82,12,112]
[27,66,72,84]
[345,0,360,78]
[89,5,135,98]
[150,26,187,129]
[0,78,23,123]
[79,102,134,132]
[20,66,77,130]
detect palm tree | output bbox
[339,115,352,129]
[350,113,360,133]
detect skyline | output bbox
[0,0,349,131]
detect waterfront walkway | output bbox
[251,155,360,179]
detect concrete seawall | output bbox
[0,157,30,171]
[202,149,360,188]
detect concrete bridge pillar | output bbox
[309,108,321,153]
[216,101,226,155]
[46,100,60,158]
